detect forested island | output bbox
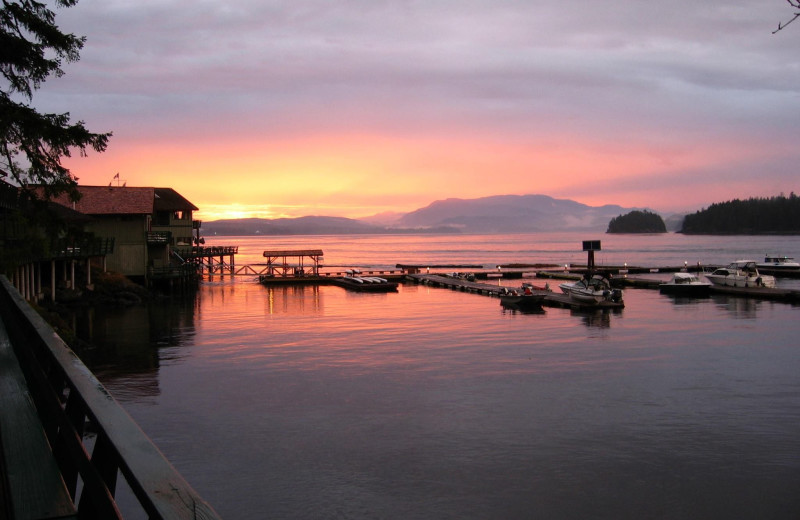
[680,194,800,234]
[606,210,667,233]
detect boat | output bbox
[558,273,623,304]
[659,272,712,295]
[499,283,548,310]
[499,293,546,311]
[333,275,398,292]
[757,255,800,270]
[705,260,776,288]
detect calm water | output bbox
[74,233,800,519]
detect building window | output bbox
[154,211,170,226]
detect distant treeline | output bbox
[680,194,800,234]
[607,210,667,233]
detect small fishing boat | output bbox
[757,255,800,270]
[559,273,623,304]
[499,293,546,310]
[705,260,776,288]
[659,272,711,295]
[499,283,548,310]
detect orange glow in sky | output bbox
[66,130,792,222]
[53,1,798,221]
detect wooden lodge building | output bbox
[47,185,201,284]
[47,186,200,284]
[2,181,211,301]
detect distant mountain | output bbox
[358,211,405,226]
[201,194,645,236]
[397,194,632,233]
[203,216,378,236]
[201,216,459,236]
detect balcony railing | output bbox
[51,237,115,259]
[146,231,171,244]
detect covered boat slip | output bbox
[263,249,324,277]
[257,249,407,286]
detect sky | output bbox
[35,0,800,221]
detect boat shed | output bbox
[263,249,324,277]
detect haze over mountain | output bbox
[201,194,657,236]
[396,195,632,233]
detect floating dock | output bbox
[538,270,800,302]
[406,274,625,310]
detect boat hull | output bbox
[705,274,775,288]
[706,260,776,288]
[659,283,711,296]
[559,277,622,305]
[659,273,712,295]
[500,294,546,310]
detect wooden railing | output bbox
[0,276,222,519]
[51,237,116,258]
[146,231,171,244]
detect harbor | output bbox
[245,240,800,306]
[56,238,800,519]
[2,231,800,518]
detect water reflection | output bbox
[62,277,800,519]
[661,293,711,306]
[264,285,323,315]
[569,308,619,329]
[499,302,546,315]
[711,294,762,319]
[72,294,198,401]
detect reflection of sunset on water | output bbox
[67,231,800,519]
[264,286,323,316]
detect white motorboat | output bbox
[559,273,623,304]
[705,260,776,288]
[659,272,712,295]
[757,255,800,270]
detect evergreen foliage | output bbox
[680,194,800,234]
[1,0,111,202]
[606,210,667,233]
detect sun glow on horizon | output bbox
[63,128,798,220]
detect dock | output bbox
[406,274,625,310]
[259,270,406,285]
[537,269,800,302]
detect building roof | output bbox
[154,188,199,212]
[49,186,198,215]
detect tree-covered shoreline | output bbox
[680,194,800,235]
[607,210,667,233]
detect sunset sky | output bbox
[39,1,800,221]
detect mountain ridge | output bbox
[200,194,659,236]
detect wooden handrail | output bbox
[0,276,222,519]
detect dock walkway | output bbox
[406,274,625,310]
[538,270,800,302]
